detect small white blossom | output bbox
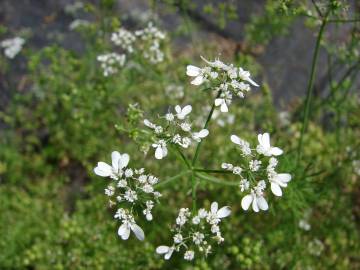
[230,135,251,156]
[152,140,168,159]
[249,160,262,172]
[174,233,183,244]
[269,173,292,197]
[1,37,25,59]
[111,28,136,53]
[175,105,192,120]
[239,179,250,192]
[118,219,145,241]
[156,246,175,260]
[184,250,195,261]
[94,151,129,180]
[256,133,283,156]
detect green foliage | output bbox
[1,0,360,269]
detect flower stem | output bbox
[297,13,329,164]
[193,168,232,174]
[196,172,239,186]
[191,90,222,166]
[191,172,197,213]
[156,170,191,187]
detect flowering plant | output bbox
[93,56,292,262]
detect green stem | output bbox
[171,145,191,169]
[191,172,196,213]
[156,170,191,187]
[196,172,239,186]
[192,90,222,166]
[193,168,232,174]
[296,13,329,164]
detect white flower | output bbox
[94,151,130,179]
[192,129,209,142]
[156,246,175,260]
[165,113,175,122]
[184,250,195,261]
[230,135,251,156]
[241,191,269,212]
[124,189,138,202]
[256,133,283,156]
[180,122,192,132]
[111,28,136,53]
[214,98,229,113]
[173,233,183,243]
[97,53,126,76]
[175,105,192,119]
[118,221,145,241]
[1,37,25,59]
[232,166,242,175]
[152,140,168,159]
[238,67,259,87]
[239,179,250,192]
[186,65,206,85]
[269,173,292,197]
[207,202,231,224]
[200,56,229,70]
[249,160,261,172]
[299,219,311,231]
[192,232,205,245]
[105,185,115,196]
[192,216,201,224]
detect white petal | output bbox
[186,65,200,76]
[111,151,121,171]
[119,153,130,169]
[217,206,231,218]
[156,246,170,254]
[211,202,218,213]
[164,249,174,260]
[261,133,270,148]
[155,147,163,159]
[241,195,253,210]
[247,77,259,87]
[182,105,192,116]
[257,196,269,210]
[197,129,209,138]
[162,146,168,158]
[131,223,145,241]
[252,198,259,212]
[277,173,292,183]
[118,224,130,240]
[94,162,112,177]
[230,135,241,145]
[144,119,154,128]
[270,147,283,156]
[175,105,181,114]
[191,76,204,85]
[271,182,282,197]
[220,102,228,112]
[214,98,223,106]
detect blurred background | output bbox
[0,0,360,269]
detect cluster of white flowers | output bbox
[156,202,231,261]
[144,104,209,159]
[98,22,166,76]
[1,37,25,59]
[135,22,166,64]
[111,28,136,53]
[97,53,126,76]
[94,151,161,240]
[186,56,259,112]
[221,132,291,212]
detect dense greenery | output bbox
[0,0,359,269]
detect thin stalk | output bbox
[196,173,239,186]
[193,168,232,174]
[191,172,196,213]
[192,90,222,166]
[156,170,191,187]
[171,145,191,169]
[297,13,329,164]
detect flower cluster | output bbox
[1,37,25,59]
[94,151,161,240]
[98,22,166,76]
[156,202,231,261]
[144,104,209,159]
[221,133,291,212]
[186,56,259,112]
[97,53,126,76]
[134,22,166,64]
